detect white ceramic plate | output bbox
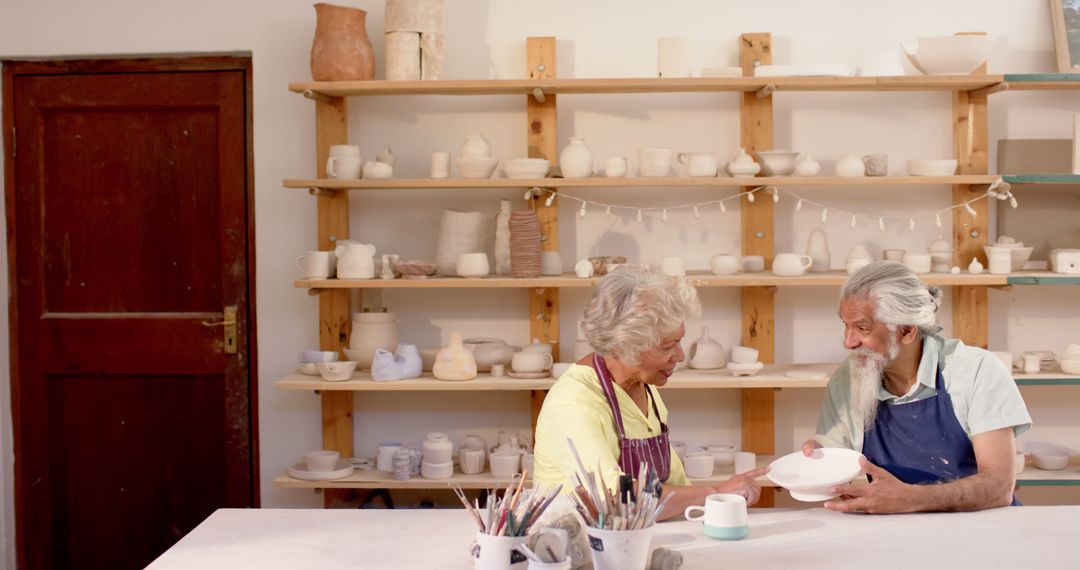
[785,369,829,380]
[287,459,355,481]
[767,448,863,502]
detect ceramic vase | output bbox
[509,211,542,278]
[459,135,491,158]
[560,136,593,178]
[494,200,512,275]
[793,154,821,176]
[432,331,478,381]
[349,312,399,369]
[310,3,376,81]
[435,209,487,276]
[805,228,831,273]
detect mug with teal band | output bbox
[684,493,748,540]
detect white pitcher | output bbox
[334,242,376,279]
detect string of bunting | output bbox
[525,179,1017,231]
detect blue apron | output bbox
[862,365,1019,505]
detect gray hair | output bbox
[581,266,702,365]
[841,261,944,336]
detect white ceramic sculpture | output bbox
[335,242,376,279]
[793,154,821,177]
[846,244,873,275]
[370,343,423,381]
[805,228,831,273]
[574,258,594,278]
[835,154,866,177]
[459,134,491,158]
[435,209,487,276]
[362,160,393,179]
[559,136,593,178]
[432,331,478,381]
[376,144,397,167]
[726,148,761,176]
[968,258,984,275]
[688,327,726,370]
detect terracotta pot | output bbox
[311,3,376,81]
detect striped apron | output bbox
[594,353,672,481]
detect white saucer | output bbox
[287,459,354,481]
[508,370,551,379]
[727,361,764,376]
[785,369,829,380]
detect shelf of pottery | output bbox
[278,28,1080,494]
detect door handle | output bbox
[201,305,238,354]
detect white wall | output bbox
[2,0,1079,565]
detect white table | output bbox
[148,506,1080,569]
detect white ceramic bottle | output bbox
[559,136,593,178]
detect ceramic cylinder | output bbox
[436,209,487,276]
[384,0,443,32]
[494,200,512,275]
[509,211,542,278]
[423,432,454,464]
[349,312,399,368]
[385,31,421,80]
[474,532,529,570]
[420,32,446,79]
[540,251,562,276]
[430,151,451,178]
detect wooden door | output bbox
[3,57,257,570]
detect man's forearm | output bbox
[909,469,1015,512]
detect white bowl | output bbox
[502,158,550,179]
[304,450,341,472]
[756,150,800,176]
[730,346,759,364]
[316,360,358,382]
[907,159,957,176]
[421,460,454,480]
[299,350,339,363]
[297,362,320,376]
[456,156,499,179]
[1032,449,1069,471]
[767,448,863,502]
[683,452,715,478]
[1059,359,1080,375]
[903,36,990,75]
[706,444,736,467]
[727,361,764,376]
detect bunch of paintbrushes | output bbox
[564,437,674,530]
[452,471,564,537]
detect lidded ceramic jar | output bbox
[688,327,726,370]
[422,432,454,464]
[559,136,593,178]
[349,312,398,368]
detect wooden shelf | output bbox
[289,76,1006,98]
[274,456,780,489]
[276,364,837,392]
[285,175,999,191]
[296,271,1011,290]
[1003,174,1080,184]
[1007,272,1080,286]
[1003,73,1080,90]
[1014,372,1080,386]
[1017,457,1080,487]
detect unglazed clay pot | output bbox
[433,331,477,381]
[310,3,376,81]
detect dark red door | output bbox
[4,57,257,569]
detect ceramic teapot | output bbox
[335,242,376,279]
[726,148,761,177]
[688,327,726,370]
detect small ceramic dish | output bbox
[756,150,800,176]
[1032,449,1069,471]
[304,450,341,472]
[392,259,437,279]
[287,459,354,481]
[767,448,863,501]
[502,158,550,179]
[727,361,764,376]
[316,360,358,382]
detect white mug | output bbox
[512,352,553,373]
[326,145,362,179]
[986,246,1012,275]
[296,251,331,278]
[660,256,686,277]
[637,147,673,178]
[772,253,813,276]
[710,254,740,275]
[684,493,749,540]
[678,152,718,177]
[683,451,714,479]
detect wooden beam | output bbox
[739,32,776,507]
[315,96,353,507]
[952,32,989,349]
[527,37,559,435]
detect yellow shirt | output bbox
[533,363,689,492]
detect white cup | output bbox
[707,444,736,467]
[684,494,749,540]
[377,443,402,473]
[678,152,718,177]
[541,251,562,276]
[605,156,628,178]
[490,363,506,377]
[430,151,451,179]
[883,249,906,262]
[512,352,553,373]
[304,450,340,472]
[710,254,740,275]
[586,526,654,570]
[683,451,714,478]
[734,451,756,475]
[987,246,1012,275]
[902,252,932,274]
[1023,353,1042,374]
[772,253,813,276]
[473,532,528,570]
[296,251,332,278]
[660,256,686,276]
[731,346,759,364]
[490,452,521,478]
[326,145,362,179]
[457,252,490,278]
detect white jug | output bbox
[677,152,718,177]
[335,242,376,279]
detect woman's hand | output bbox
[801,439,823,457]
[714,466,770,506]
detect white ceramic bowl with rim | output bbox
[1031,449,1069,471]
[907,159,957,176]
[767,448,863,502]
[456,156,499,179]
[902,36,990,75]
[304,450,341,472]
[1059,358,1080,375]
[502,158,550,179]
[756,150,799,176]
[316,360,358,382]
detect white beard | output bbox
[848,335,901,431]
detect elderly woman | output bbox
[533,266,767,520]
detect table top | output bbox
[148,506,1080,569]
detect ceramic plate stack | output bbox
[509,210,542,278]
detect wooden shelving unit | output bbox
[281,33,1080,503]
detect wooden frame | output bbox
[2,54,260,567]
[1050,0,1080,72]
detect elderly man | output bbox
[802,261,1030,514]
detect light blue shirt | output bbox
[815,335,1032,452]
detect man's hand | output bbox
[801,439,823,457]
[824,456,921,514]
[715,466,770,506]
